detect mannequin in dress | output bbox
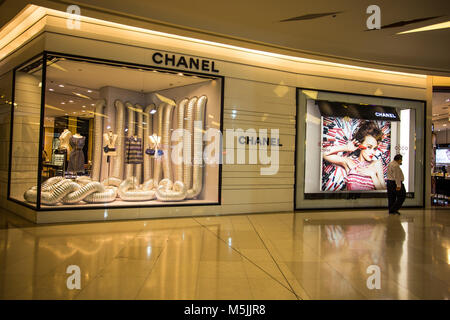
[146,134,162,156]
[67,133,86,174]
[103,130,118,179]
[103,131,118,156]
[59,129,72,155]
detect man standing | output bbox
[386,154,406,215]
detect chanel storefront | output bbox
[0,5,430,223]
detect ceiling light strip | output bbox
[1,5,427,78]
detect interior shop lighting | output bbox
[49,88,54,91]
[61,102,65,104]
[397,21,450,35]
[150,109,157,114]
[47,62,67,72]
[45,104,64,111]
[58,84,64,87]
[69,100,74,103]
[73,92,91,99]
[82,105,86,108]
[87,90,92,93]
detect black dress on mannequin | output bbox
[67,135,86,173]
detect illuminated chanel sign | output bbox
[375,112,396,118]
[152,52,219,73]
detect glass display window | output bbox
[296,88,426,208]
[8,52,223,210]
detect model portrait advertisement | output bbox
[322,118,390,192]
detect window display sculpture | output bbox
[91,99,106,181]
[23,176,118,205]
[111,99,125,180]
[23,95,208,206]
[143,104,156,182]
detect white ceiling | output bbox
[1,0,448,75]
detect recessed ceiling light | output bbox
[61,102,65,104]
[444,124,447,127]
[91,103,95,106]
[82,110,85,112]
[150,109,157,114]
[73,112,76,114]
[178,72,183,76]
[49,88,54,91]
[69,100,74,103]
[65,113,68,115]
[58,84,64,87]
[87,90,92,93]
[82,105,86,108]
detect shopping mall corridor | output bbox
[0,208,448,300]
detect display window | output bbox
[8,53,223,209]
[296,89,425,208]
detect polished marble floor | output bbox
[0,208,448,300]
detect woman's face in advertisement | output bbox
[360,135,378,161]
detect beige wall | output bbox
[9,71,41,203]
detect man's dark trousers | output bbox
[387,180,406,213]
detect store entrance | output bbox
[431,84,450,207]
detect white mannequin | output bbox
[149,134,160,148]
[103,131,118,156]
[59,129,72,155]
[148,134,161,157]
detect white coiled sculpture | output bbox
[155,98,189,202]
[62,182,105,204]
[125,101,135,180]
[24,94,208,206]
[143,104,156,182]
[153,103,164,185]
[183,97,196,190]
[112,100,125,180]
[135,103,144,184]
[23,177,118,205]
[162,102,175,181]
[174,99,188,182]
[186,95,207,199]
[156,178,187,201]
[91,99,106,181]
[117,177,156,201]
[102,177,122,187]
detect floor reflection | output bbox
[0,208,448,299]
